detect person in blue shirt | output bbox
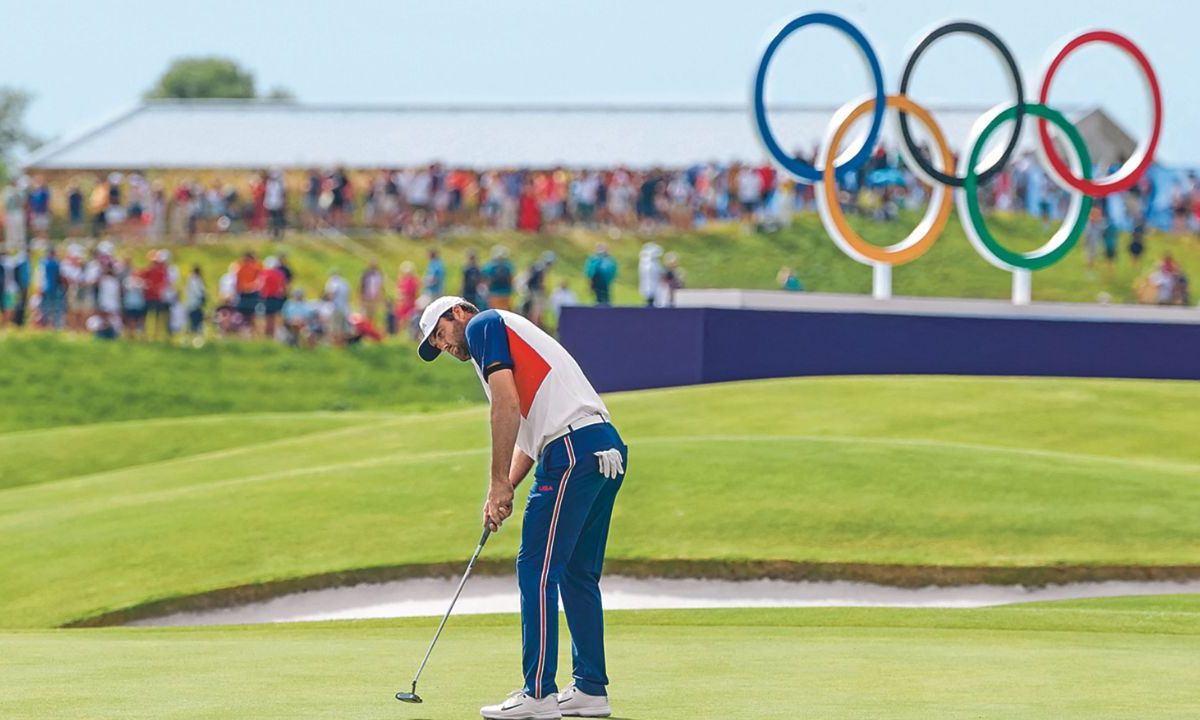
[40,248,66,329]
[584,243,618,305]
[424,249,445,296]
[28,177,51,240]
[483,245,516,311]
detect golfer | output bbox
[418,295,627,720]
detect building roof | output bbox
[22,99,1120,171]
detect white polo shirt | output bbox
[465,309,609,459]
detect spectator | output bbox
[141,250,171,339]
[260,256,288,339]
[170,180,194,243]
[218,262,237,307]
[1102,211,1119,266]
[324,269,351,343]
[234,251,262,333]
[39,247,66,329]
[1129,216,1146,267]
[148,180,167,243]
[424,249,446,296]
[304,170,321,230]
[736,163,763,218]
[360,260,385,327]
[549,280,579,322]
[394,261,419,329]
[346,312,384,344]
[96,264,122,332]
[276,253,294,289]
[483,245,515,310]
[282,288,311,346]
[265,170,287,239]
[777,266,804,291]
[86,312,120,340]
[637,242,663,307]
[4,177,27,252]
[0,247,7,327]
[517,178,542,233]
[10,249,29,326]
[522,251,554,328]
[185,265,207,336]
[122,275,146,337]
[1084,207,1103,268]
[585,242,617,305]
[67,183,84,234]
[461,249,485,308]
[29,176,51,240]
[655,251,684,307]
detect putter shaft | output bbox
[403,526,491,695]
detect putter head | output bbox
[395,691,423,704]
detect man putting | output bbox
[418,296,627,720]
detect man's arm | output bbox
[509,448,535,490]
[483,366,520,531]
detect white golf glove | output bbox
[594,449,624,479]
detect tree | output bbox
[0,88,40,182]
[145,57,257,100]
[264,86,297,102]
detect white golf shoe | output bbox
[556,683,612,718]
[480,690,562,720]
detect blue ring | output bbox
[752,13,886,183]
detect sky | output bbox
[3,0,1195,163]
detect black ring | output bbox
[898,21,1025,187]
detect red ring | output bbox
[1037,30,1162,197]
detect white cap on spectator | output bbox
[417,295,466,361]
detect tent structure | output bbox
[21,100,1139,175]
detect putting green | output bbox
[2,376,1199,629]
[4,598,1199,719]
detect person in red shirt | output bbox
[347,312,383,344]
[140,250,170,340]
[250,172,268,232]
[517,179,541,233]
[394,261,419,331]
[259,256,288,339]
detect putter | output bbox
[395,524,492,704]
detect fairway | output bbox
[2,375,1198,629]
[4,598,1199,719]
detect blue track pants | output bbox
[518,421,626,699]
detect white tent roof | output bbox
[22,99,1115,171]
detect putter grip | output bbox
[478,526,491,546]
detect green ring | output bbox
[963,103,1093,270]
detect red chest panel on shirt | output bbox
[505,326,551,417]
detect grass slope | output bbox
[4,598,1199,719]
[0,334,480,432]
[128,212,1200,308]
[2,376,1198,629]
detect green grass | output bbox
[120,212,1200,308]
[0,333,481,432]
[4,598,1199,719]
[3,375,1198,629]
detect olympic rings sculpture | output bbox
[751,13,1162,302]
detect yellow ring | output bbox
[818,95,954,266]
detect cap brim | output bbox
[418,336,441,361]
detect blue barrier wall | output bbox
[558,306,1200,392]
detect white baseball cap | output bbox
[418,295,466,361]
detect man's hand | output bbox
[594,449,624,480]
[483,481,515,532]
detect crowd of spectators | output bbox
[11,149,1198,244]
[2,149,1196,324]
[0,239,686,344]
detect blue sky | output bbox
[4,0,1195,163]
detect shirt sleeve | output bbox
[465,311,514,378]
